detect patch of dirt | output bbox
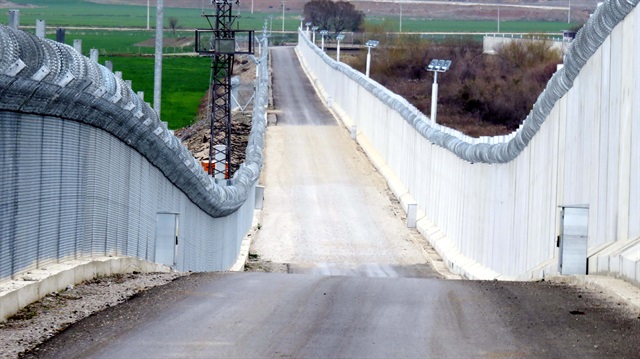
[0,272,188,359]
[244,252,289,273]
[0,1,37,9]
[134,36,194,48]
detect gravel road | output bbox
[250,46,440,278]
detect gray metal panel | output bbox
[560,207,589,275]
[561,235,588,275]
[155,213,177,267]
[58,120,81,260]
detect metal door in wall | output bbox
[559,206,589,275]
[155,213,179,267]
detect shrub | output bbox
[346,35,562,136]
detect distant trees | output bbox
[169,17,179,36]
[303,0,364,34]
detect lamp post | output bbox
[320,30,328,51]
[299,16,305,30]
[336,33,345,62]
[365,40,379,78]
[426,59,452,124]
[305,21,312,38]
[311,26,319,44]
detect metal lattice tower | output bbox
[196,1,253,179]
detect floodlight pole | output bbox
[427,59,451,124]
[430,72,439,123]
[320,30,328,51]
[365,42,379,77]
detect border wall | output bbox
[296,0,639,284]
[0,26,270,281]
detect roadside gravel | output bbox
[0,272,188,359]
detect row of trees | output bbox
[303,0,365,35]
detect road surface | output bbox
[252,46,438,278]
[21,47,640,358]
[25,273,640,358]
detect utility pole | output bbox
[153,0,163,118]
[281,0,285,32]
[147,0,150,30]
[195,0,254,179]
[399,3,403,32]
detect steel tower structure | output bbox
[196,1,253,179]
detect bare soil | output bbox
[134,36,194,48]
[0,272,187,359]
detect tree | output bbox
[303,0,364,35]
[169,17,179,37]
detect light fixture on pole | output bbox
[426,59,452,124]
[320,30,328,51]
[336,33,345,62]
[299,16,305,29]
[365,40,379,78]
[311,26,319,44]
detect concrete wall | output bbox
[296,0,639,285]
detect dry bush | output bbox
[345,36,562,136]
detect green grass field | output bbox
[3,0,575,33]
[39,29,195,56]
[102,56,212,129]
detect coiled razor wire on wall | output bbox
[299,0,639,164]
[0,25,269,218]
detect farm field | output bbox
[2,0,577,34]
[101,56,212,129]
[0,0,581,130]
